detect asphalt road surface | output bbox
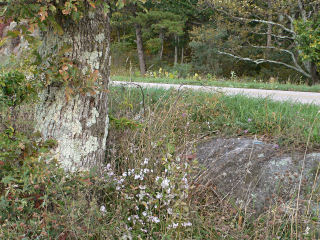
[111,81,320,106]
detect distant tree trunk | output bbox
[116,28,120,42]
[309,62,320,85]
[135,23,146,75]
[181,47,184,64]
[266,0,272,60]
[174,35,178,65]
[36,6,111,171]
[267,25,272,47]
[122,26,126,43]
[159,31,164,60]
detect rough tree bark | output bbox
[36,5,110,171]
[135,23,146,75]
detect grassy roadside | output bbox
[109,86,320,150]
[112,75,320,93]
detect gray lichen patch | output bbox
[95,33,105,43]
[35,87,109,172]
[82,51,102,70]
[87,107,100,127]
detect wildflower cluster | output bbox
[101,155,193,238]
[145,68,202,80]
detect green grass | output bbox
[112,75,320,93]
[109,86,320,150]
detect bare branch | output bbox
[249,45,308,74]
[217,50,311,78]
[250,31,294,40]
[215,8,296,36]
[285,14,296,32]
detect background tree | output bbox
[205,0,320,85]
[110,0,210,75]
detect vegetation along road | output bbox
[111,81,320,105]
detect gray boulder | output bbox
[195,138,320,216]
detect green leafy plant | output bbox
[295,16,320,67]
[0,71,38,107]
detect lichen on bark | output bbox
[35,5,111,171]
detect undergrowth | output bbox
[1,83,320,239]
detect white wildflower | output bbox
[161,178,170,189]
[167,208,173,215]
[172,223,179,229]
[134,174,141,180]
[304,226,310,235]
[100,205,106,213]
[182,222,192,227]
[156,192,163,199]
[143,158,149,165]
[150,216,160,223]
[138,192,146,200]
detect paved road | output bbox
[111,81,320,106]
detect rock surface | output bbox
[195,138,320,215]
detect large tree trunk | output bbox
[36,6,110,171]
[135,23,146,75]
